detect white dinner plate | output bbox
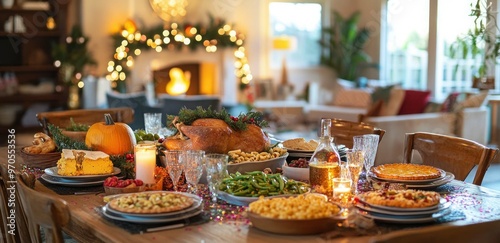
[367,170,446,184]
[44,167,121,180]
[102,205,203,224]
[355,198,451,216]
[406,172,455,189]
[41,174,108,187]
[105,192,202,218]
[359,207,451,224]
[356,197,445,212]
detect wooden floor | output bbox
[7,132,500,191]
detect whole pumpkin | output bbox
[85,114,136,155]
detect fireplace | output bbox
[153,62,216,96]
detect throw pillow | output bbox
[398,90,431,115]
[452,91,489,112]
[379,87,406,116]
[332,88,372,108]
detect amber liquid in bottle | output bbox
[309,119,341,197]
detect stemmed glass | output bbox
[205,154,229,203]
[346,148,364,194]
[353,134,379,174]
[181,150,205,194]
[162,150,184,192]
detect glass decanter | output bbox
[309,118,341,197]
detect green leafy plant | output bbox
[449,0,500,79]
[319,11,377,85]
[65,118,90,131]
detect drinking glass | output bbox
[205,154,229,203]
[181,150,205,194]
[144,113,162,134]
[162,150,184,192]
[346,149,364,194]
[353,134,379,173]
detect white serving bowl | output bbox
[227,153,288,174]
[282,163,309,182]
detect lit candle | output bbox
[332,178,352,206]
[134,143,156,184]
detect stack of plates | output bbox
[355,198,451,224]
[101,192,203,224]
[41,166,122,187]
[368,170,455,190]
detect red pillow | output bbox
[398,90,431,115]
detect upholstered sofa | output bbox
[256,82,490,166]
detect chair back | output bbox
[403,132,498,185]
[16,172,70,243]
[37,107,134,134]
[329,118,386,148]
[370,219,500,243]
[157,94,221,115]
[0,164,31,243]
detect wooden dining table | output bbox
[3,146,500,243]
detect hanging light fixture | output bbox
[149,0,188,23]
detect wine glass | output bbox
[162,150,184,192]
[181,150,205,194]
[205,154,229,203]
[346,149,364,194]
[353,134,379,173]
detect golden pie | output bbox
[372,163,443,180]
[358,189,441,208]
[108,192,194,214]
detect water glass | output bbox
[346,149,364,194]
[162,150,184,191]
[144,113,162,134]
[353,134,379,173]
[181,150,205,194]
[205,154,229,203]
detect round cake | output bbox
[371,163,443,180]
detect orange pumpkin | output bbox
[85,113,136,155]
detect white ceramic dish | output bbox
[41,174,107,187]
[105,192,202,218]
[406,172,455,189]
[44,167,121,180]
[102,205,202,224]
[355,198,451,216]
[282,163,309,182]
[227,153,287,174]
[356,197,446,212]
[367,169,446,184]
[359,208,451,224]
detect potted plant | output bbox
[319,11,377,87]
[449,0,500,89]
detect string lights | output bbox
[106,17,253,91]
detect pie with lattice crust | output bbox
[108,192,193,214]
[371,163,443,180]
[358,189,441,208]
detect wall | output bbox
[80,0,382,103]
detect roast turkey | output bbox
[163,118,270,153]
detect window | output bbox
[269,1,323,68]
[383,0,495,100]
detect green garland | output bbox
[107,15,252,91]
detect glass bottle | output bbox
[309,118,341,197]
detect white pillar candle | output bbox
[134,143,156,184]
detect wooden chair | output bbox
[370,219,500,243]
[328,118,386,148]
[16,172,70,243]
[0,163,31,243]
[404,132,498,185]
[36,107,134,134]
